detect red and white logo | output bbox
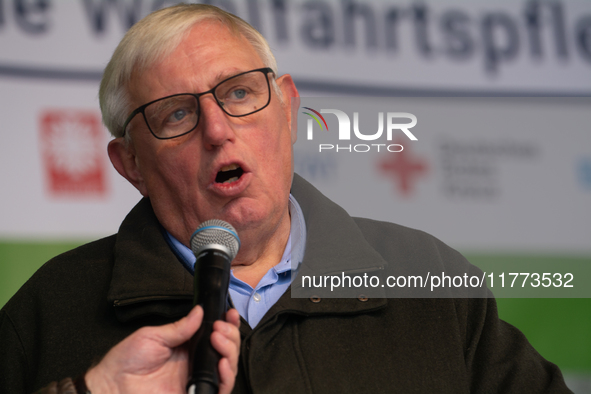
[40,110,107,197]
[378,138,428,197]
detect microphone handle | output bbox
[187,250,232,394]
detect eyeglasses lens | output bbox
[143,70,270,139]
[145,95,199,139]
[215,71,270,116]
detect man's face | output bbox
[109,21,298,247]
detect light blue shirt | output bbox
[164,194,307,328]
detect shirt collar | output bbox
[164,194,307,276]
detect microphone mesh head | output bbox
[190,219,240,260]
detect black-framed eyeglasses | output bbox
[121,67,275,140]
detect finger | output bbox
[214,319,240,349]
[211,330,240,376]
[217,309,240,355]
[213,320,240,372]
[217,357,236,394]
[154,305,204,348]
[225,308,241,328]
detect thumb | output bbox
[157,305,203,348]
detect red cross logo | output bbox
[378,139,428,196]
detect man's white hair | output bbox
[99,3,279,138]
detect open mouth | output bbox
[215,164,244,184]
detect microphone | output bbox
[187,219,240,394]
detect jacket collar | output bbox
[291,174,389,279]
[106,198,194,322]
[258,175,388,325]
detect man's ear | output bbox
[107,138,148,197]
[276,74,300,144]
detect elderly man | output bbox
[0,4,572,394]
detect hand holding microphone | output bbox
[83,305,240,394]
[80,220,241,394]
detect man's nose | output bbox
[198,95,235,148]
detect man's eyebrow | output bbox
[213,69,248,84]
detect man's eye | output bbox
[230,89,247,100]
[168,109,187,122]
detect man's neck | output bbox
[230,211,291,288]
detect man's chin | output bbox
[219,198,289,236]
